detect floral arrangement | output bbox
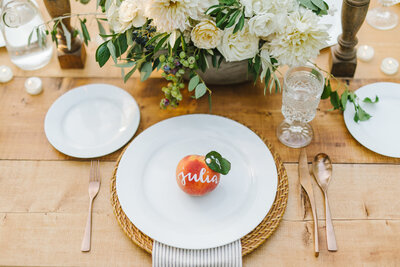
[93,0,331,108]
[31,0,378,121]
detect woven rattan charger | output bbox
[111,126,289,256]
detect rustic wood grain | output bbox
[0,212,152,267]
[1,161,399,220]
[0,214,398,267]
[0,160,399,266]
[0,77,399,163]
[244,219,400,266]
[0,1,399,266]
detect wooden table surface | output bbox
[1,1,400,266]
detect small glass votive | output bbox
[357,45,374,62]
[381,57,399,75]
[0,65,13,83]
[25,77,43,95]
[277,66,325,148]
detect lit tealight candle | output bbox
[0,65,13,83]
[381,57,399,76]
[357,45,374,62]
[25,77,43,95]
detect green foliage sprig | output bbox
[94,21,219,109]
[34,0,347,114]
[28,13,103,52]
[27,25,47,48]
[248,54,281,94]
[321,76,379,123]
[206,0,245,33]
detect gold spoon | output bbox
[312,153,338,252]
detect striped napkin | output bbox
[152,240,242,267]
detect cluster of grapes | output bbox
[132,25,156,49]
[159,52,197,109]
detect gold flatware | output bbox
[81,161,101,252]
[299,149,319,257]
[312,153,338,252]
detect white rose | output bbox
[191,20,223,49]
[248,13,287,38]
[106,2,125,33]
[240,0,272,17]
[217,22,259,62]
[119,0,146,29]
[248,13,273,38]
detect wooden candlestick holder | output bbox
[43,0,86,69]
[330,0,370,77]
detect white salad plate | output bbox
[344,82,400,158]
[0,32,5,47]
[44,84,140,158]
[320,0,343,48]
[116,114,278,249]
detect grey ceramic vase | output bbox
[191,57,252,85]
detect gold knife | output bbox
[299,148,319,257]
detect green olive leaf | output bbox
[107,41,117,64]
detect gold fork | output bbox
[81,160,101,252]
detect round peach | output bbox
[176,155,221,196]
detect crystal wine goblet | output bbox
[276,66,325,148]
[366,0,399,30]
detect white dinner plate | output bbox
[0,32,5,47]
[343,82,400,158]
[44,84,140,158]
[116,114,278,249]
[320,0,343,48]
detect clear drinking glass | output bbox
[277,66,324,148]
[0,0,53,70]
[366,0,399,30]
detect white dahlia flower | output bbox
[144,0,217,33]
[268,9,329,66]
